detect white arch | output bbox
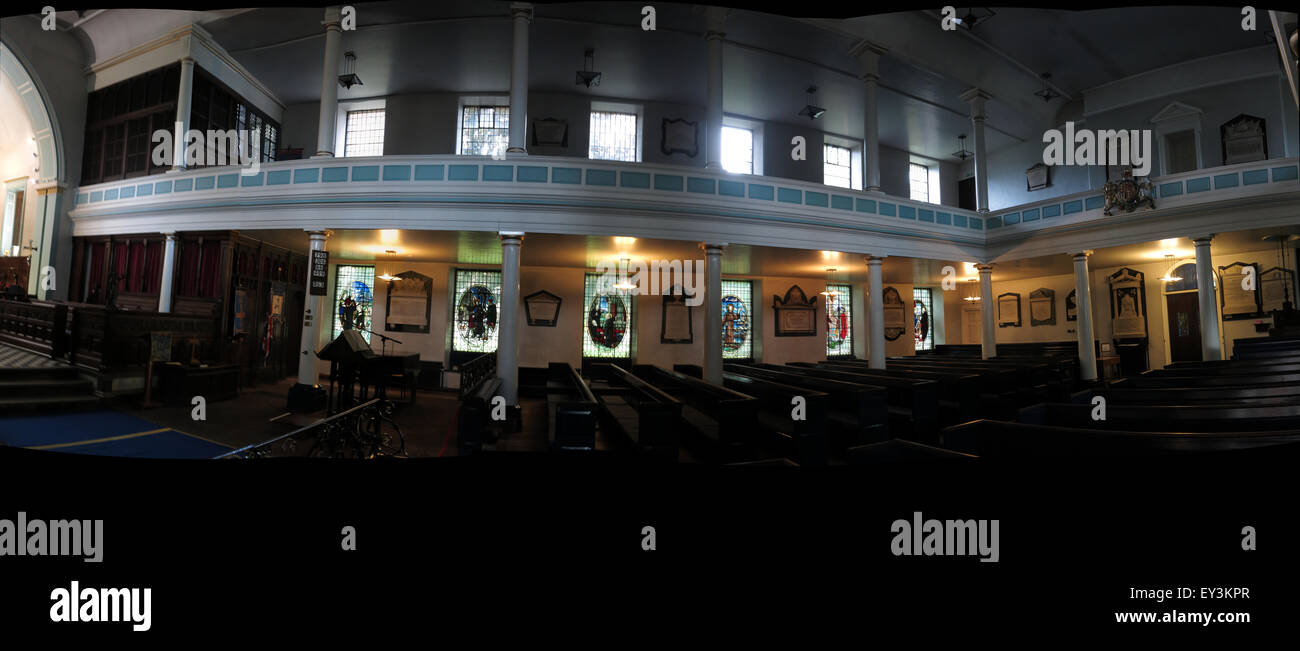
[0,39,62,185]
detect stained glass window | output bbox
[583,272,633,358]
[452,269,503,353]
[914,288,934,350]
[721,279,753,360]
[825,283,852,357]
[333,265,375,343]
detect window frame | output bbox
[456,95,511,157]
[909,162,931,203]
[721,278,754,361]
[825,282,853,359]
[588,101,643,162]
[582,271,635,360]
[450,268,505,355]
[913,287,935,351]
[334,98,386,158]
[721,116,764,176]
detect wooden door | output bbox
[1166,292,1202,362]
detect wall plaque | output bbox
[385,271,433,333]
[1029,287,1056,326]
[309,250,329,296]
[1260,267,1295,312]
[524,290,562,327]
[1108,267,1148,339]
[1066,289,1077,322]
[532,118,568,147]
[660,292,693,343]
[997,292,1021,327]
[1026,162,1049,191]
[661,118,699,157]
[883,287,907,341]
[1221,114,1267,165]
[773,285,817,336]
[1218,262,1262,320]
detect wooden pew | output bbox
[725,363,889,447]
[546,362,600,451]
[594,363,682,459]
[456,375,502,455]
[1019,401,1300,432]
[722,372,830,466]
[632,364,759,463]
[772,363,941,442]
[887,356,1058,403]
[793,362,982,423]
[1118,370,1300,388]
[1102,382,1300,407]
[823,358,1021,415]
[941,419,1300,457]
[846,438,976,463]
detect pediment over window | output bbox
[1149,101,1203,124]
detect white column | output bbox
[169,58,195,173]
[960,88,993,214]
[297,231,329,386]
[1072,252,1098,382]
[703,7,727,170]
[507,3,533,153]
[867,255,885,369]
[313,7,344,158]
[497,233,523,403]
[851,41,887,193]
[1193,236,1223,361]
[158,233,177,313]
[703,243,725,384]
[977,263,996,358]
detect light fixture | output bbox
[798,86,826,120]
[952,134,973,161]
[963,278,981,301]
[338,51,362,89]
[613,257,637,290]
[575,48,601,88]
[1263,234,1298,308]
[1033,72,1060,103]
[1157,254,1181,283]
[954,7,996,31]
[819,268,840,296]
[377,249,398,281]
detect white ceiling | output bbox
[50,4,1279,167]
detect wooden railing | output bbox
[457,351,497,399]
[0,298,68,358]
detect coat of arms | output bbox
[1102,173,1156,216]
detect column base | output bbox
[287,383,328,413]
[310,152,334,159]
[506,147,527,153]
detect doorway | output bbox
[1165,292,1202,362]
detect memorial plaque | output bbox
[309,250,329,296]
[1109,267,1147,338]
[1221,114,1267,165]
[661,293,693,343]
[997,293,1021,327]
[1218,262,1262,320]
[1029,288,1055,326]
[883,287,907,340]
[1261,267,1295,312]
[385,271,432,332]
[524,290,562,327]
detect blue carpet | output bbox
[0,410,231,458]
[52,430,232,459]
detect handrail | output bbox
[217,398,381,458]
[458,351,497,399]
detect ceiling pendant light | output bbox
[952,134,973,161]
[1033,72,1060,103]
[1158,254,1181,283]
[819,268,839,296]
[613,257,637,290]
[798,86,826,120]
[377,249,397,281]
[338,51,363,89]
[963,278,981,301]
[575,48,601,88]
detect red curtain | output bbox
[143,240,163,294]
[111,242,128,281]
[200,240,221,297]
[178,241,199,296]
[127,241,146,292]
[86,243,106,302]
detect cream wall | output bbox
[943,245,1299,368]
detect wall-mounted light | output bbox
[798,86,825,120]
[338,51,363,89]
[575,48,601,88]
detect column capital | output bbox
[959,87,993,103]
[1191,234,1216,245]
[974,263,994,272]
[850,39,887,78]
[162,232,178,240]
[179,56,195,66]
[700,242,727,252]
[864,255,884,265]
[1071,250,1094,260]
[499,232,525,244]
[510,2,534,21]
[322,6,342,28]
[701,5,729,33]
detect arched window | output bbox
[1164,263,1200,292]
[721,279,753,360]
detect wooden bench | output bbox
[725,363,889,448]
[595,363,682,459]
[632,364,759,463]
[771,363,941,443]
[846,438,976,463]
[1119,369,1300,388]
[546,362,600,451]
[721,371,829,466]
[887,357,1058,404]
[796,362,983,423]
[457,375,502,454]
[941,419,1300,457]
[1018,401,1300,432]
[1103,383,1300,407]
